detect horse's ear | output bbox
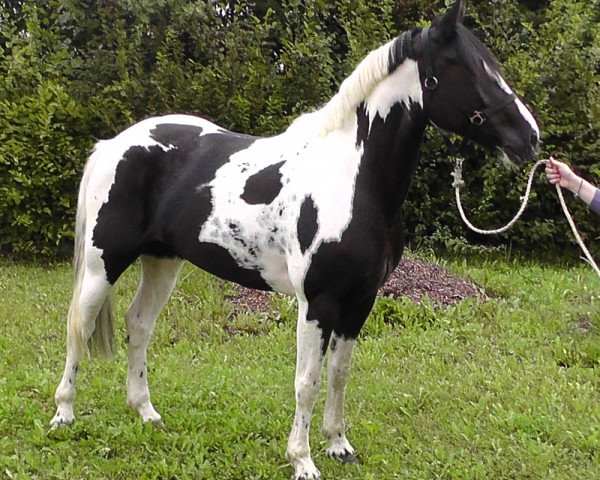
[435,0,466,40]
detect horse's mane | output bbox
[286,23,506,140]
[286,38,399,138]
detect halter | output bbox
[420,27,438,91]
[418,26,517,136]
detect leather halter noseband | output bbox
[419,26,517,131]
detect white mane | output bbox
[286,39,395,138]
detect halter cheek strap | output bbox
[420,27,438,91]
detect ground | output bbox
[227,258,485,315]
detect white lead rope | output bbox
[452,158,600,278]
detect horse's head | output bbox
[419,0,539,166]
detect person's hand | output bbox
[545,157,581,192]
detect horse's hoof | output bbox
[49,411,74,430]
[328,449,358,464]
[338,451,358,464]
[150,418,165,429]
[142,416,165,429]
[292,472,321,480]
[290,462,321,480]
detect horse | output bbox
[50,1,539,479]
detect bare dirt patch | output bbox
[226,258,486,314]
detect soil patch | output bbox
[227,258,486,314]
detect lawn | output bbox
[1,254,599,479]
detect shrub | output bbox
[0,0,598,257]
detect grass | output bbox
[1,253,600,479]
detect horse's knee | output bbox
[295,374,321,398]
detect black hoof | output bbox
[152,419,165,430]
[330,450,358,464]
[143,418,165,430]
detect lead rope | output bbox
[452,157,600,278]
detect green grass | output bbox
[1,254,600,479]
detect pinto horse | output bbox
[51,1,539,478]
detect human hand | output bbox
[545,157,581,192]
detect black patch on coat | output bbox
[356,103,369,148]
[240,161,285,205]
[297,196,318,254]
[92,122,268,287]
[303,102,425,340]
[92,143,177,284]
[149,123,205,148]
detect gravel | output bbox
[226,258,486,314]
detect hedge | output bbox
[0,0,598,257]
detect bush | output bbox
[0,82,93,255]
[0,0,598,257]
[403,0,600,256]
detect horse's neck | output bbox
[356,104,425,219]
[355,59,426,220]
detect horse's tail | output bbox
[67,142,115,359]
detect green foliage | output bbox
[0,82,93,255]
[403,0,600,256]
[0,0,598,256]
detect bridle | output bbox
[418,26,517,138]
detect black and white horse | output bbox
[51,1,539,478]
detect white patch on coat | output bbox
[196,51,422,294]
[200,39,420,296]
[198,124,362,295]
[364,59,423,132]
[483,61,540,137]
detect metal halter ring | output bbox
[424,76,438,90]
[469,111,487,126]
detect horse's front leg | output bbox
[322,334,357,463]
[286,298,332,480]
[322,294,376,464]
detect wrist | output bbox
[569,177,583,194]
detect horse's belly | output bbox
[195,214,296,295]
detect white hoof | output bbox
[291,459,321,480]
[128,399,162,424]
[49,406,75,429]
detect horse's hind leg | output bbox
[51,260,112,427]
[125,255,183,423]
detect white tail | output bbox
[67,145,115,359]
